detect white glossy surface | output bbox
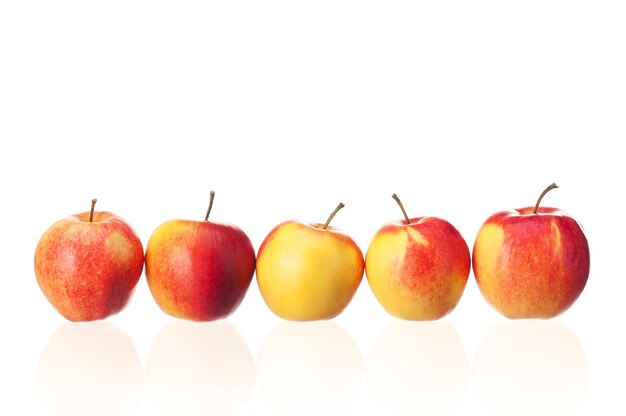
[1,1,624,414]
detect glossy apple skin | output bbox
[34,211,144,322]
[256,221,364,321]
[365,217,471,320]
[145,220,255,321]
[472,207,590,319]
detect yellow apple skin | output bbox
[365,217,471,320]
[256,221,364,321]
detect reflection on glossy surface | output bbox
[473,320,588,416]
[146,320,255,415]
[258,321,364,415]
[36,322,144,416]
[366,320,469,415]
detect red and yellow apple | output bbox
[145,192,256,321]
[472,183,590,318]
[34,199,144,321]
[365,194,471,320]
[256,203,364,321]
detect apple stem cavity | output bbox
[204,190,216,221]
[89,198,97,223]
[322,202,345,230]
[392,193,411,225]
[533,183,559,214]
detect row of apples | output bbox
[34,184,590,323]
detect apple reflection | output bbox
[258,321,364,414]
[473,320,588,416]
[146,320,255,415]
[366,320,469,415]
[36,322,144,416]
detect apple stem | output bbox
[533,183,558,214]
[322,202,345,230]
[392,193,411,225]
[89,198,97,223]
[204,191,216,221]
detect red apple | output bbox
[472,183,590,318]
[256,203,364,321]
[365,194,471,320]
[34,199,144,321]
[145,191,256,321]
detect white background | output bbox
[1,1,625,415]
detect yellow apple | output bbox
[256,203,364,321]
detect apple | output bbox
[365,194,471,320]
[145,191,256,321]
[256,202,364,321]
[472,183,590,318]
[34,199,144,322]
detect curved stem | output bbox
[322,202,345,230]
[533,183,558,214]
[391,193,411,225]
[89,198,97,223]
[204,191,216,221]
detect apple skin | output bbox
[145,220,256,321]
[472,207,590,319]
[256,221,364,321]
[34,211,144,322]
[365,217,471,320]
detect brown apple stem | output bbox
[89,198,97,223]
[533,183,558,214]
[204,190,216,221]
[392,193,411,225]
[322,202,345,230]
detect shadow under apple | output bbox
[36,322,144,416]
[257,321,364,415]
[366,320,469,415]
[473,320,588,416]
[146,320,255,416]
